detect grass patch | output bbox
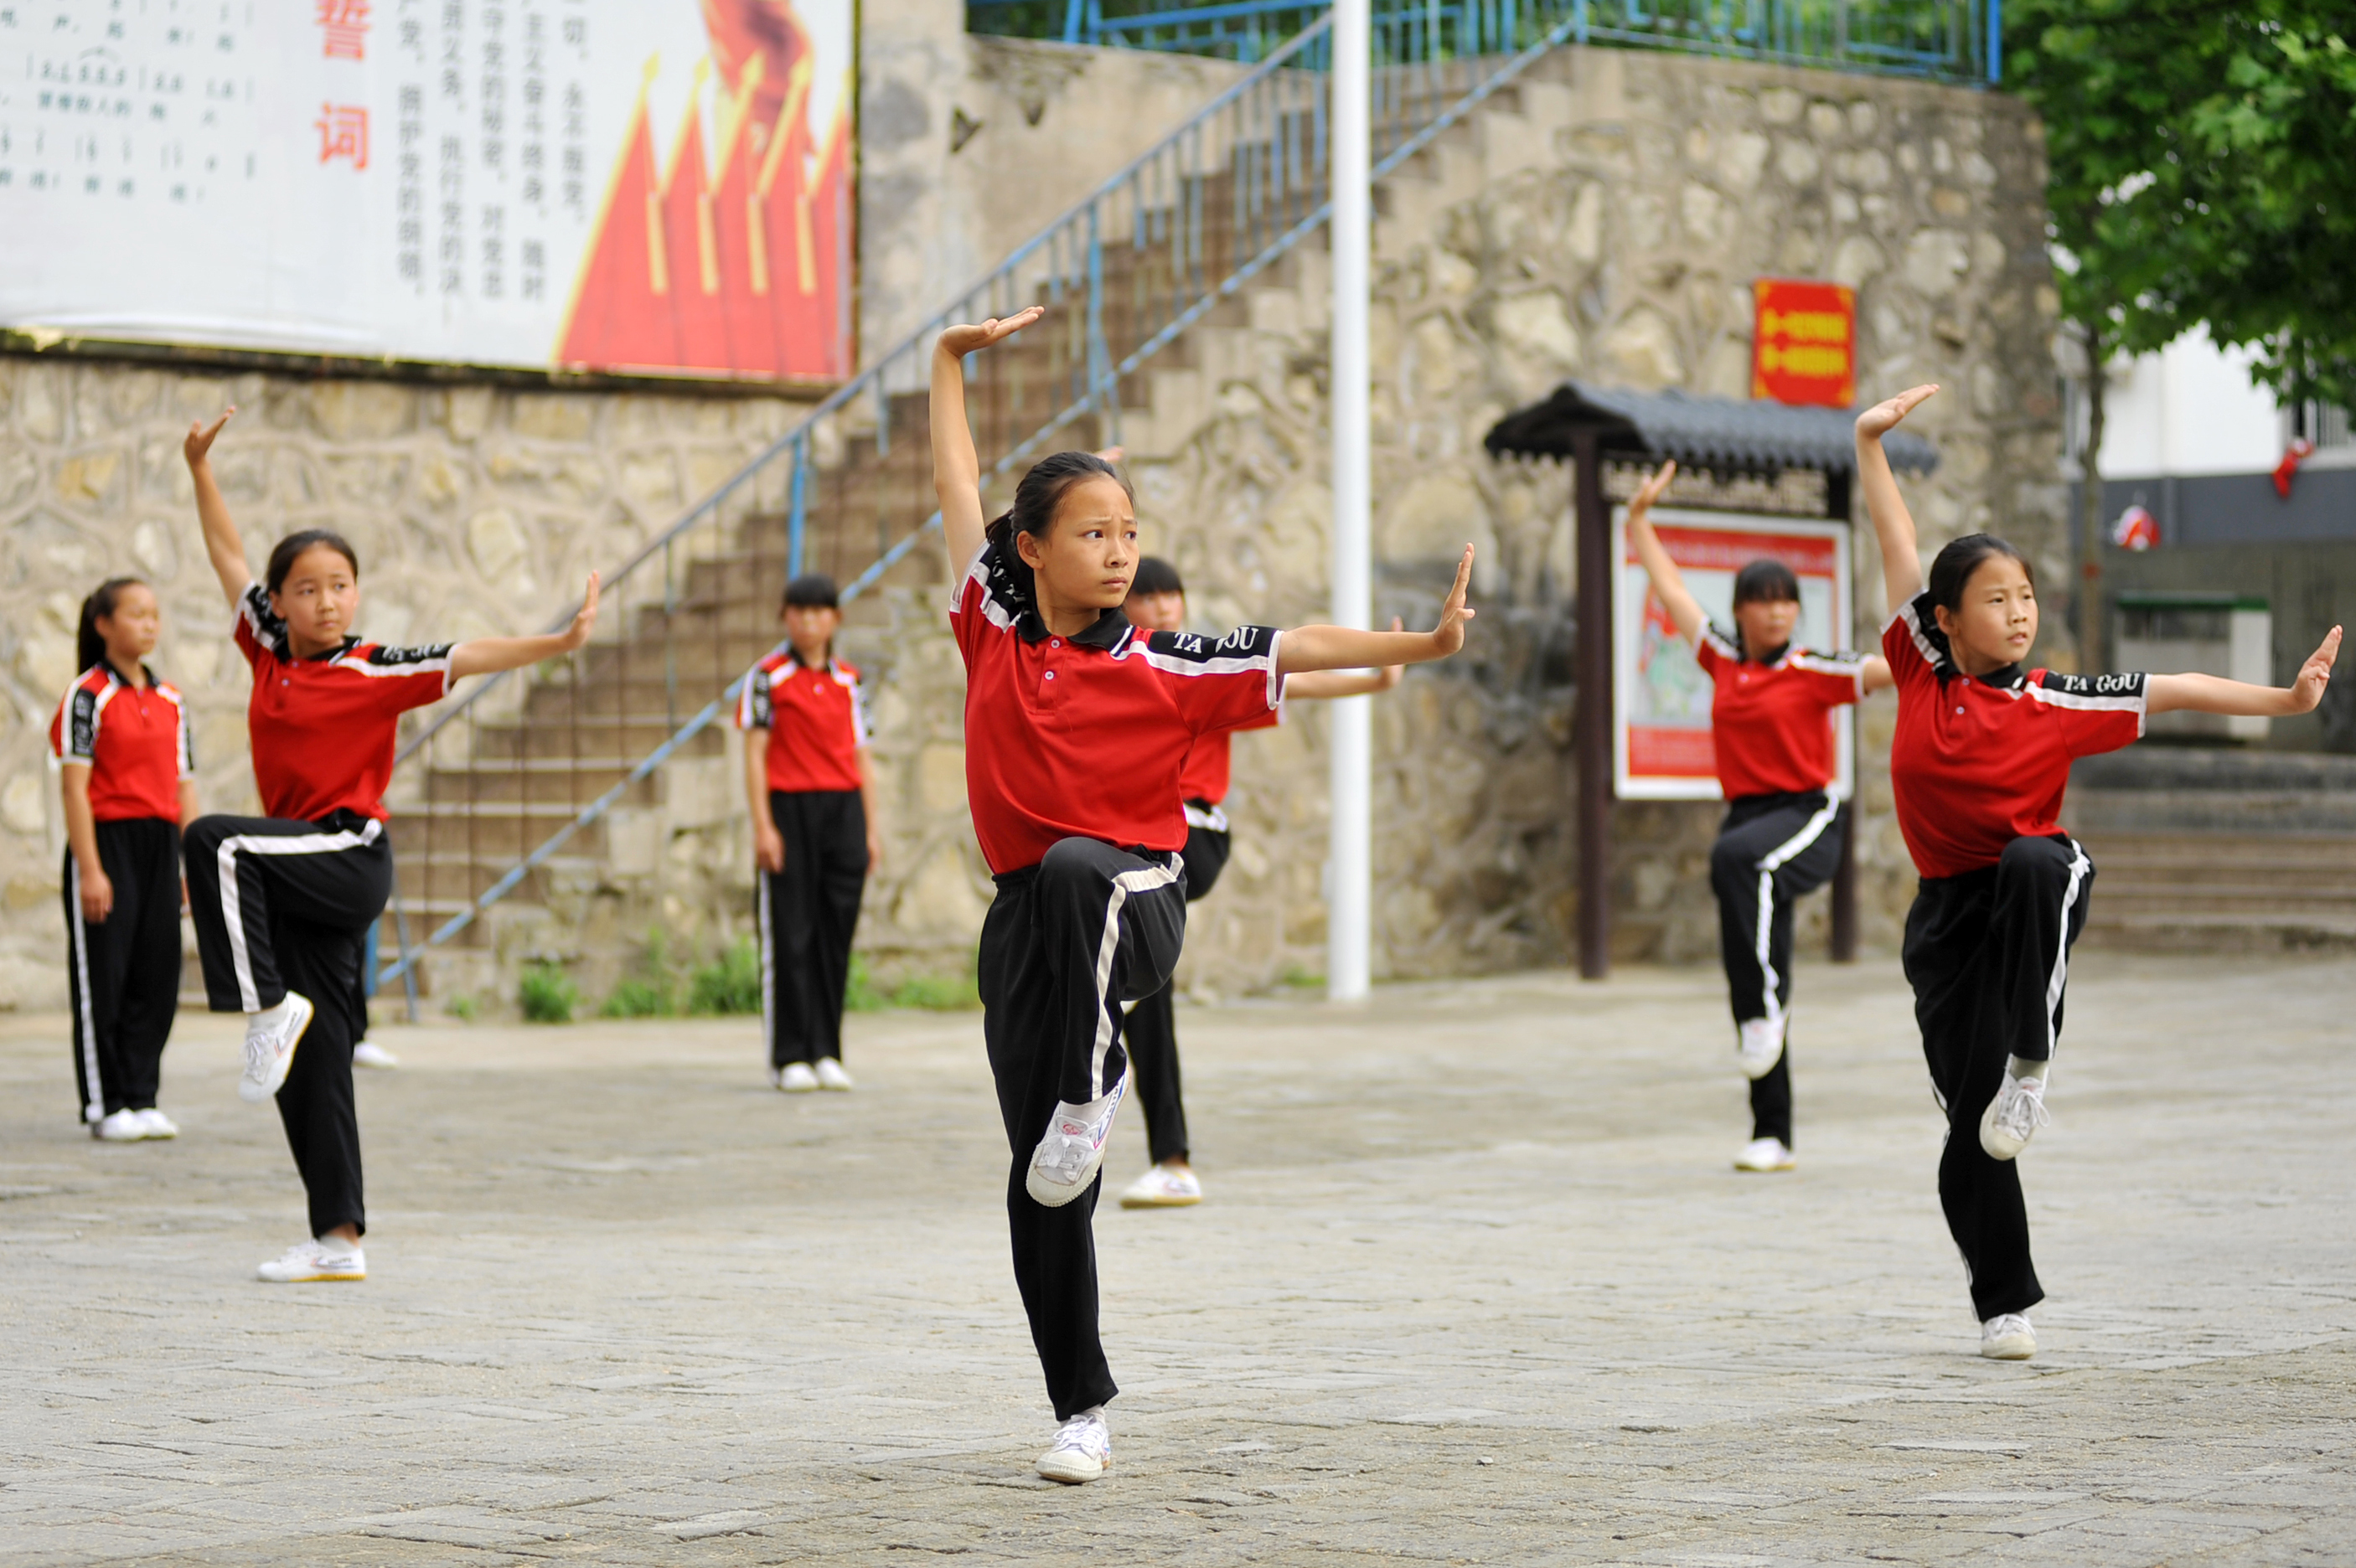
[601,930,682,1019]
[1279,962,1325,990]
[687,936,761,1016]
[518,963,579,1024]
[443,993,478,1022]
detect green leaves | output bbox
[2010,0,2356,407]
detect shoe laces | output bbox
[1983,1312,2032,1340]
[1992,1077,2049,1141]
[1048,1414,1108,1460]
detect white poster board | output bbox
[0,0,853,380]
[1613,508,1854,802]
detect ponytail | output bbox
[76,576,145,676]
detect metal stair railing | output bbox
[970,0,1999,83]
[375,0,1672,999]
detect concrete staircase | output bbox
[2065,749,2356,952]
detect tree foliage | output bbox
[2010,0,2356,408]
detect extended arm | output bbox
[933,307,1045,569]
[2147,628,2340,715]
[1855,384,1939,616]
[59,766,110,922]
[1861,655,1894,695]
[1282,619,1408,698]
[1625,462,1706,646]
[183,410,253,607]
[447,574,600,680]
[1279,549,1475,677]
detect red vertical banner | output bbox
[1752,279,1856,408]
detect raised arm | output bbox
[1625,462,1705,645]
[183,410,253,607]
[2147,627,2340,716]
[1855,384,1939,616]
[447,573,600,680]
[933,307,1045,569]
[1279,548,1475,675]
[1283,619,1407,698]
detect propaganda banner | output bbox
[1750,277,1854,409]
[1613,508,1854,801]
[0,1,854,382]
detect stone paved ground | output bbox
[3,952,2353,1565]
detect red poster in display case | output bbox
[1752,279,1856,408]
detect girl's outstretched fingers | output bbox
[1631,458,1677,513]
[1855,384,1939,440]
[184,409,234,466]
[2293,625,2342,710]
[938,306,1046,359]
[1433,544,1476,656]
[563,571,601,651]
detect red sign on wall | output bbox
[1752,279,1856,408]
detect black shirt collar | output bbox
[1975,662,2026,690]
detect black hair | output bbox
[984,451,1129,557]
[1130,556,1185,598]
[77,577,147,675]
[1925,533,2033,613]
[1731,557,1801,608]
[783,572,840,610]
[265,528,361,596]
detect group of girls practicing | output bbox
[736,571,881,1093]
[1625,391,2336,1364]
[933,305,1475,1483]
[68,410,598,1285]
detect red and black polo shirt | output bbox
[234,584,453,823]
[951,540,1283,874]
[49,664,194,823]
[736,650,868,793]
[1883,592,2145,879]
[1693,624,1867,800]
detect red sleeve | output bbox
[1790,649,1868,706]
[232,584,276,669]
[949,543,1015,672]
[1882,595,1946,698]
[1694,624,1737,677]
[2029,670,2147,758]
[1132,626,1283,735]
[341,644,457,714]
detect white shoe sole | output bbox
[1980,1333,2036,1360]
[1978,1100,2031,1162]
[1733,1154,1795,1173]
[1036,1452,1108,1483]
[239,994,313,1104]
[258,1261,365,1283]
[1119,1187,1201,1209]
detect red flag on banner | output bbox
[710,54,778,377]
[555,60,678,372]
[659,62,731,374]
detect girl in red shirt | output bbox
[1115,554,1403,1210]
[736,571,883,1092]
[1859,384,2339,1362]
[1625,462,1890,1174]
[935,307,1474,1484]
[51,577,199,1143]
[181,410,600,1286]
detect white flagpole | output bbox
[1327,0,1372,1003]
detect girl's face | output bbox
[1733,594,1798,657]
[1016,477,1137,612]
[782,603,841,664]
[1125,589,1185,634]
[1933,554,2038,673]
[271,544,361,656]
[97,583,161,664]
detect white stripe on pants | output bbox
[1086,857,1184,1102]
[1751,792,1843,1030]
[214,821,383,1013]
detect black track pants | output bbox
[979,838,1188,1419]
[1122,817,1230,1165]
[1902,833,2094,1320]
[759,789,867,1068]
[185,812,391,1239]
[64,818,183,1122]
[1711,792,1845,1147]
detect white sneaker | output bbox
[1036,1411,1112,1483]
[1119,1163,1202,1208]
[1026,1075,1127,1208]
[777,1062,819,1093]
[352,1040,400,1069]
[256,1238,366,1283]
[1979,1073,2049,1160]
[814,1057,855,1091]
[1736,1018,1785,1080]
[1980,1312,2036,1360]
[1733,1136,1795,1173]
[135,1108,179,1139]
[238,993,313,1104]
[91,1108,147,1142]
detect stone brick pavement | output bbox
[3,953,2352,1565]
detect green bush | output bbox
[519,963,579,1024]
[600,977,676,1018]
[891,968,981,1011]
[844,952,886,1014]
[688,936,762,1016]
[444,992,478,1022]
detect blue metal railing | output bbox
[970,0,1999,82]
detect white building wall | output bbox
[2096,328,2284,477]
